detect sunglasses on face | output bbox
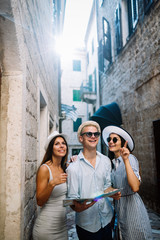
[81,132,101,138]
[107,137,119,143]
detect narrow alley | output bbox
[67,206,160,240]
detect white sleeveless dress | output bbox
[32,164,68,240]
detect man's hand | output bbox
[71,199,96,212]
[67,155,78,167]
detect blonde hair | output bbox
[77,121,101,142]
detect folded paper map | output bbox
[63,188,122,207]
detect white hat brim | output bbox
[102,125,134,151]
[44,131,68,150]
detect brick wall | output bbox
[99,0,160,212]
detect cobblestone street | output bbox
[67,206,160,240]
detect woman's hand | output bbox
[120,141,130,162]
[120,142,140,192]
[110,191,121,200]
[49,173,68,188]
[36,167,68,206]
[105,187,121,200]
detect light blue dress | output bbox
[111,154,153,240]
[32,164,68,240]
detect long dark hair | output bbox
[40,136,68,172]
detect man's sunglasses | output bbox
[81,132,100,138]
[107,137,119,143]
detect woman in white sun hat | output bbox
[102,125,153,240]
[33,131,69,240]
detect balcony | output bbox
[80,81,97,104]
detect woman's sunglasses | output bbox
[81,132,100,138]
[107,137,119,143]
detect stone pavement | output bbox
[66,206,160,240]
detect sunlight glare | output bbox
[58,0,93,59]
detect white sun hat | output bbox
[102,125,135,151]
[44,131,68,150]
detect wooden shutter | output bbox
[88,75,93,92]
[73,118,82,132]
[115,4,122,54]
[98,39,104,72]
[144,0,153,13]
[103,18,112,63]
[131,0,138,28]
[128,0,138,36]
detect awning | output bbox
[90,102,122,131]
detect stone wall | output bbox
[0,0,63,239]
[99,0,160,212]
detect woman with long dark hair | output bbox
[33,131,68,240]
[102,125,153,240]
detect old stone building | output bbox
[0,0,66,239]
[61,48,88,159]
[97,0,160,212]
[80,0,160,213]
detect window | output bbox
[131,0,138,28]
[144,0,153,13]
[73,118,82,132]
[115,4,122,54]
[73,60,81,71]
[128,0,138,36]
[103,18,112,63]
[88,74,93,91]
[99,0,104,7]
[49,115,54,132]
[73,90,81,101]
[98,39,104,72]
[94,69,97,93]
[72,148,82,155]
[87,52,89,65]
[92,39,94,54]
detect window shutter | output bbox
[94,69,97,93]
[144,0,153,13]
[131,0,138,28]
[88,75,93,91]
[92,39,94,54]
[73,118,82,132]
[128,0,138,36]
[73,90,81,101]
[87,52,89,65]
[73,60,81,71]
[115,4,122,54]
[128,0,133,36]
[103,18,112,63]
[98,39,104,72]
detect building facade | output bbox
[0,0,66,239]
[61,48,88,159]
[81,1,100,118]
[85,0,160,212]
